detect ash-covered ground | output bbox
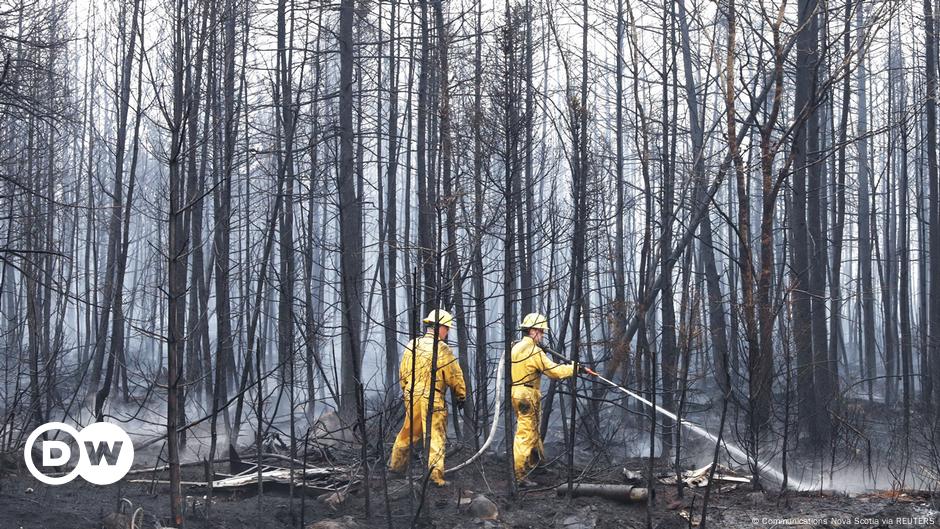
[3,390,939,528]
[2,444,938,529]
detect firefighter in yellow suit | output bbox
[389,309,467,486]
[511,313,576,485]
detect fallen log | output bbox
[204,467,343,488]
[555,483,649,503]
[659,463,751,488]
[124,458,229,476]
[128,479,208,487]
[131,466,356,493]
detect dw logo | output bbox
[23,422,134,485]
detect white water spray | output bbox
[587,368,813,491]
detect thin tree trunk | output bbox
[502,0,519,496]
[383,0,401,391]
[166,0,189,522]
[829,0,852,410]
[894,16,913,438]
[925,0,940,410]
[90,0,142,405]
[417,0,434,314]
[659,0,677,455]
[338,0,363,426]
[676,0,731,418]
[471,0,488,438]
[857,2,876,404]
[790,0,825,442]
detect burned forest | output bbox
[1,0,940,527]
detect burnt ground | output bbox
[1,451,938,529]
[2,394,938,529]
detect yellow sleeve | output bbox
[441,344,468,400]
[399,340,415,393]
[538,348,575,380]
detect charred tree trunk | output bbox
[676,0,731,411]
[857,2,876,403]
[659,1,678,455]
[90,0,142,409]
[416,0,434,313]
[383,0,401,391]
[790,0,827,442]
[502,0,518,496]
[338,0,363,423]
[925,0,940,410]
[166,0,189,522]
[471,0,488,436]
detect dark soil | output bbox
[1,452,938,529]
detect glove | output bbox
[456,398,466,411]
[578,363,597,376]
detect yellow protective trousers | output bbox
[511,387,543,480]
[388,398,449,485]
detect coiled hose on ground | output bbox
[444,351,505,475]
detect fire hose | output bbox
[444,347,591,474]
[444,351,504,474]
[443,345,691,475]
[443,347,624,475]
[543,347,803,489]
[445,345,802,489]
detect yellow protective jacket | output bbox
[399,332,467,409]
[510,336,575,396]
[509,335,575,479]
